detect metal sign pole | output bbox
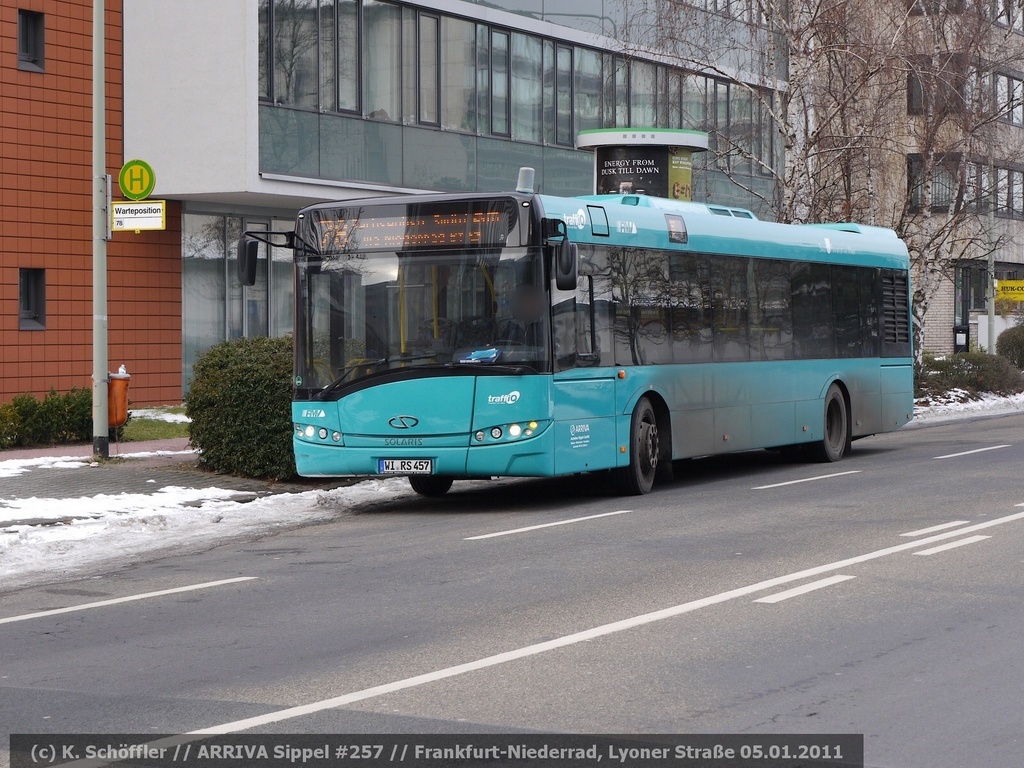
[92,0,109,459]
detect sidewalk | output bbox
[0,437,192,462]
[0,438,341,504]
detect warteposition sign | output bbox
[112,201,166,231]
[114,159,165,231]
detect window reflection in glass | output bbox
[295,248,552,394]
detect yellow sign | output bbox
[119,159,156,201]
[111,200,166,231]
[995,280,1024,301]
[668,148,693,201]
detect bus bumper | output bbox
[294,430,556,478]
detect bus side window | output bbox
[553,274,604,370]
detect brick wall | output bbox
[0,0,182,406]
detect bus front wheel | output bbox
[617,397,659,495]
[811,384,850,463]
[409,476,454,497]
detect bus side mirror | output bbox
[555,238,578,291]
[237,237,259,286]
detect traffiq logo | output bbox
[487,391,521,405]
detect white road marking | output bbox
[913,535,991,556]
[933,445,1011,460]
[754,575,856,604]
[752,470,861,490]
[177,509,1024,735]
[464,510,631,540]
[900,521,970,537]
[0,577,257,625]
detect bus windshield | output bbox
[294,245,551,399]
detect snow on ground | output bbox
[1,394,1022,590]
[908,390,1024,424]
[0,464,415,590]
[129,407,191,423]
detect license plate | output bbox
[378,459,433,474]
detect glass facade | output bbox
[257,0,780,207]
[182,213,295,392]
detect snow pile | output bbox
[912,390,1024,423]
[0,459,413,590]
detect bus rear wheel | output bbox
[409,476,454,497]
[811,383,850,463]
[617,397,659,495]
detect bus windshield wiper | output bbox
[314,353,444,399]
[315,357,387,399]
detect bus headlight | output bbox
[304,425,315,438]
[509,424,522,437]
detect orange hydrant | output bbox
[107,365,131,428]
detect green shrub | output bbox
[11,392,45,446]
[186,336,296,480]
[32,389,72,445]
[64,387,94,443]
[916,351,1024,398]
[0,402,19,449]
[1,387,121,448]
[996,324,1024,370]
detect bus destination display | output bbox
[314,200,517,253]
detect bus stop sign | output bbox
[119,159,156,201]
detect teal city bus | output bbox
[238,179,913,496]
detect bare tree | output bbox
[619,0,1024,357]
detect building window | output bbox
[573,46,602,135]
[908,153,962,211]
[364,0,401,121]
[19,268,45,330]
[908,0,965,14]
[995,0,1024,32]
[511,32,542,142]
[490,30,510,135]
[417,13,439,125]
[555,44,573,145]
[907,53,967,116]
[17,9,44,72]
[441,17,476,132]
[994,72,1024,125]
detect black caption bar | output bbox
[10,734,863,768]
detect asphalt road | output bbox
[2,414,1023,768]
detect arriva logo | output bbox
[563,209,587,230]
[487,391,521,405]
[301,409,327,418]
[569,423,590,436]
